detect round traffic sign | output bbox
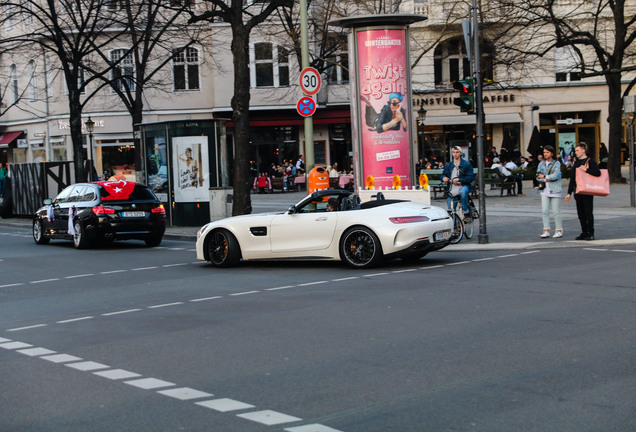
[296,96,317,117]
[299,67,321,95]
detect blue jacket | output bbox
[537,159,562,194]
[442,158,474,186]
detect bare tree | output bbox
[83,0,208,177]
[188,0,293,216]
[490,0,636,182]
[0,0,127,181]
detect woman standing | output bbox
[565,142,601,240]
[536,145,563,238]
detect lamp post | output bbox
[418,106,427,164]
[624,96,635,207]
[84,116,95,181]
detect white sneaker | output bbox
[553,231,563,238]
[539,231,550,238]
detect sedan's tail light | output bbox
[151,205,166,214]
[390,216,430,224]
[92,205,116,215]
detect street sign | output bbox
[299,67,321,96]
[296,96,317,117]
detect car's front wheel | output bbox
[340,226,383,268]
[207,229,241,267]
[33,219,50,245]
[73,220,90,249]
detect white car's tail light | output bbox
[390,216,430,224]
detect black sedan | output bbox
[33,181,166,248]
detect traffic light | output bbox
[453,78,474,113]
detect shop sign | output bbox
[556,118,583,125]
[415,93,516,107]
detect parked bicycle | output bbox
[443,182,479,244]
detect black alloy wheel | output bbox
[207,229,241,267]
[340,226,383,268]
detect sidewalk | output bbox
[2,179,635,251]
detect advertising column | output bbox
[330,15,426,190]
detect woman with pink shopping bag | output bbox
[565,142,602,240]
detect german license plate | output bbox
[122,211,145,217]
[434,230,451,241]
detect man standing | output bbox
[442,146,475,222]
[296,155,305,175]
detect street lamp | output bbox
[418,106,427,153]
[84,116,95,181]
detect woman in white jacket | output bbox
[536,145,563,238]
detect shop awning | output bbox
[0,131,24,148]
[424,113,522,126]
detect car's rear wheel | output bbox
[340,226,383,268]
[73,220,90,249]
[33,219,50,245]
[207,229,241,267]
[144,235,163,247]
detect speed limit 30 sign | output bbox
[299,67,321,96]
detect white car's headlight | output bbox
[197,224,210,241]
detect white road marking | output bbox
[162,263,188,267]
[297,281,328,286]
[7,324,48,332]
[17,347,56,356]
[520,250,540,255]
[30,278,60,284]
[102,309,142,316]
[330,277,358,282]
[124,377,175,390]
[265,286,295,291]
[584,248,609,251]
[65,274,94,279]
[472,257,494,262]
[611,249,636,253]
[0,341,33,350]
[66,361,110,371]
[196,398,255,412]
[41,353,83,363]
[0,337,11,342]
[0,283,25,288]
[230,291,260,296]
[132,266,158,271]
[364,272,389,277]
[157,387,213,400]
[190,296,222,302]
[167,247,186,250]
[100,270,127,274]
[286,425,344,432]
[148,302,184,309]
[392,268,417,273]
[497,254,518,258]
[237,410,302,426]
[419,265,444,270]
[94,369,141,380]
[57,316,93,324]
[447,261,470,266]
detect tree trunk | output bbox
[606,72,625,183]
[230,26,253,216]
[68,91,86,183]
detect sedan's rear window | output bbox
[98,184,158,201]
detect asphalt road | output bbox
[1,225,635,432]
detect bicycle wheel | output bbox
[449,213,464,244]
[463,216,474,239]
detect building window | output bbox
[110,48,135,92]
[27,59,38,101]
[250,42,289,88]
[555,46,581,82]
[173,46,200,91]
[104,0,124,10]
[170,0,194,5]
[9,64,18,103]
[433,37,493,87]
[325,54,349,85]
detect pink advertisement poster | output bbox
[356,28,411,189]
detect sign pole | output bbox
[299,0,314,171]
[624,95,635,207]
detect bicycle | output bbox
[443,183,478,244]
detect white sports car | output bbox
[196,189,453,268]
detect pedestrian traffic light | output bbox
[453,78,474,113]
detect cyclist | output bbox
[442,146,475,222]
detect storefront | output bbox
[539,111,600,163]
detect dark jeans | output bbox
[575,193,594,235]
